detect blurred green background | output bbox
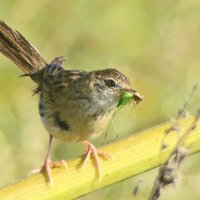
[0,0,200,199]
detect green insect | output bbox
[118,92,134,108]
[118,91,143,108]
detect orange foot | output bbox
[82,140,112,181]
[32,159,67,186]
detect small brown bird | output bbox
[0,21,143,185]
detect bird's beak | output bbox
[129,89,144,104]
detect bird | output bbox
[0,21,143,185]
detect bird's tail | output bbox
[0,21,48,80]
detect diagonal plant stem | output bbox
[0,116,200,200]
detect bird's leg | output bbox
[43,135,54,185]
[32,135,67,185]
[82,140,112,180]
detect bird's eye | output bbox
[104,79,116,87]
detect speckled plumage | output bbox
[36,57,136,142]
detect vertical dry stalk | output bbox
[148,85,199,200]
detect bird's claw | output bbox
[82,140,112,181]
[31,159,67,186]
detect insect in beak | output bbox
[118,89,143,108]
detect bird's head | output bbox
[88,68,143,112]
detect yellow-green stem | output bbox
[0,116,200,200]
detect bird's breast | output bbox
[39,96,113,142]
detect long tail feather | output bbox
[0,21,48,82]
